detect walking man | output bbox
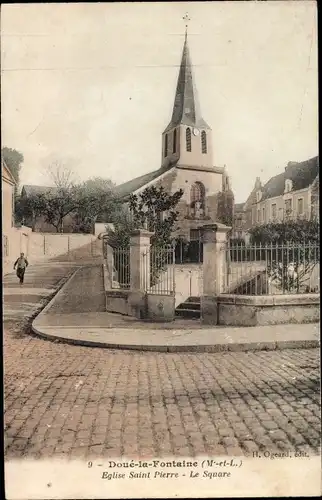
[13,253,29,286]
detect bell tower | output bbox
[161,15,213,171]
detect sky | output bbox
[1,1,318,203]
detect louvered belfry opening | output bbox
[186,127,192,152]
[164,133,168,157]
[173,129,177,153]
[201,130,207,154]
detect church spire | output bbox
[164,19,210,133]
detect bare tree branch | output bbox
[45,160,78,190]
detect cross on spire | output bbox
[163,13,210,133]
[182,13,191,35]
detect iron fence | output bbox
[143,245,175,295]
[224,242,320,295]
[111,247,130,289]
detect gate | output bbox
[111,247,130,289]
[142,245,175,295]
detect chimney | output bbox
[255,176,261,189]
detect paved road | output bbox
[3,262,79,324]
[4,329,320,459]
[47,265,106,314]
[4,261,321,460]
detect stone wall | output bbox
[311,177,319,220]
[146,294,175,322]
[27,233,101,261]
[217,294,320,326]
[150,167,231,241]
[3,231,102,274]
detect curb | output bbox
[31,266,320,353]
[30,323,320,353]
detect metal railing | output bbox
[111,247,130,289]
[143,245,175,295]
[224,242,320,295]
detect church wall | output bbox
[171,167,222,200]
[179,127,213,168]
[150,166,224,240]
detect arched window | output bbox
[164,134,168,157]
[173,129,177,154]
[190,182,206,218]
[186,127,191,152]
[201,131,207,154]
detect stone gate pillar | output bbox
[130,229,154,291]
[98,233,114,284]
[128,229,154,319]
[201,222,231,325]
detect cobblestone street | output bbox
[4,325,320,460]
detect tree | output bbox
[129,186,184,246]
[248,220,320,293]
[108,186,184,248]
[248,219,319,244]
[14,193,45,229]
[106,207,137,248]
[73,177,118,233]
[40,188,79,233]
[45,159,78,189]
[217,190,234,227]
[37,160,79,232]
[107,186,184,288]
[2,147,24,188]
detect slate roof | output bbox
[114,158,179,200]
[261,156,319,201]
[164,33,210,133]
[22,185,58,197]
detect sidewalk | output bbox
[3,262,81,324]
[32,265,320,352]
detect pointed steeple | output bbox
[164,33,210,133]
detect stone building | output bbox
[2,158,16,245]
[232,177,261,241]
[249,156,319,226]
[232,157,319,241]
[114,33,234,244]
[232,203,246,240]
[2,159,32,275]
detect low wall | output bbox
[105,290,131,315]
[3,225,33,276]
[103,260,175,321]
[103,261,146,319]
[27,233,101,261]
[217,293,320,326]
[146,294,175,322]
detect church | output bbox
[114,31,234,244]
